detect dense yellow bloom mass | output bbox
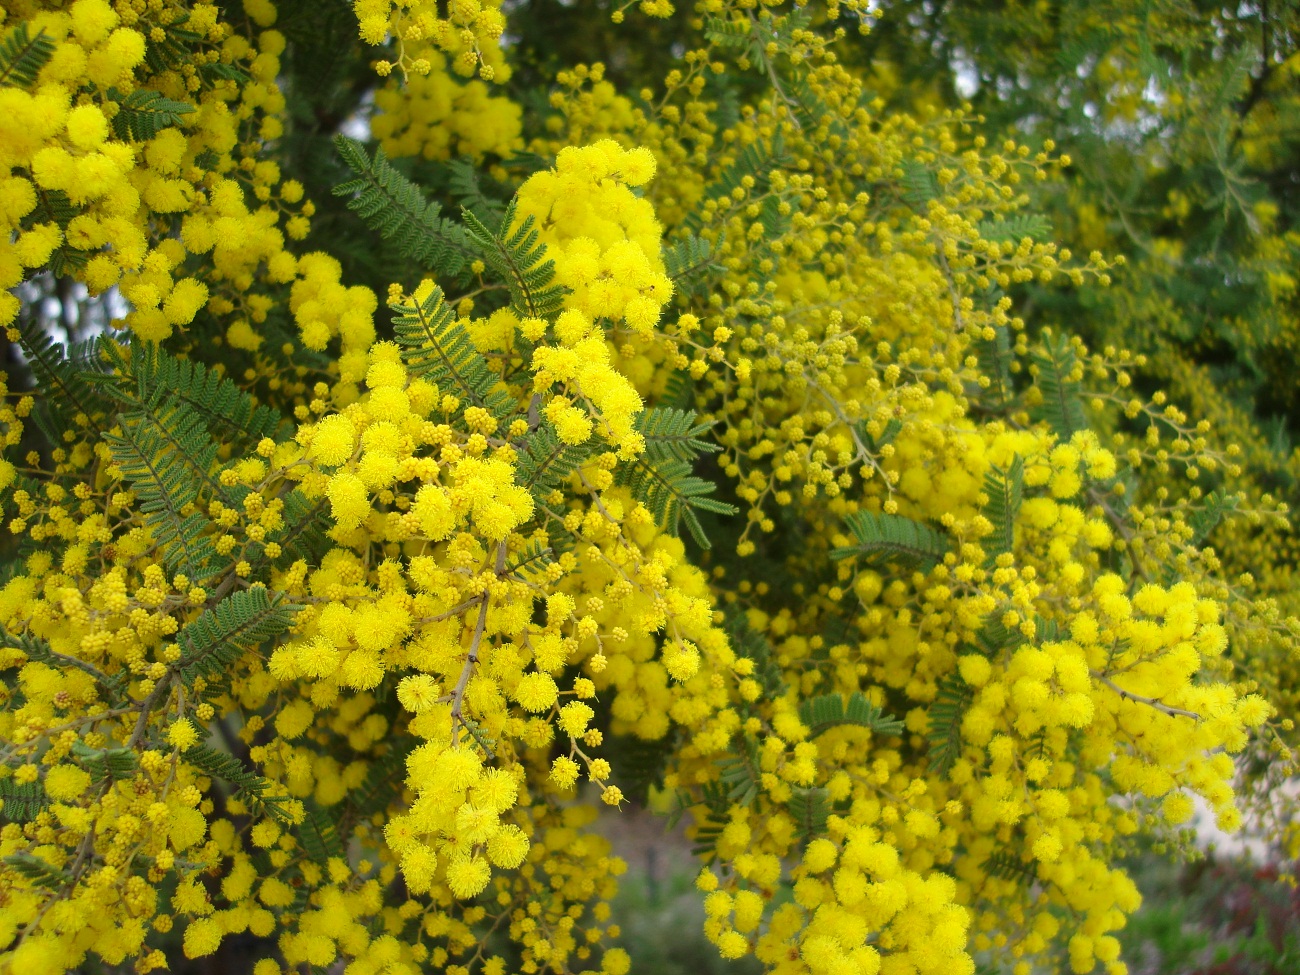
[0,1,1295,974]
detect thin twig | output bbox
[1094,673,1201,721]
[416,596,486,627]
[449,542,508,745]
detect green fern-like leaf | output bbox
[296,801,344,860]
[726,607,785,698]
[0,24,55,90]
[831,511,950,570]
[787,786,832,844]
[985,850,1038,886]
[609,731,678,805]
[970,617,1027,659]
[108,87,195,141]
[104,400,223,581]
[615,452,736,549]
[3,852,71,889]
[982,456,1024,564]
[786,73,848,135]
[19,186,90,278]
[185,744,296,824]
[463,199,567,321]
[198,61,251,85]
[900,160,939,209]
[175,587,297,686]
[612,407,735,548]
[264,489,331,568]
[14,318,109,438]
[659,370,696,411]
[444,157,505,225]
[95,338,286,449]
[637,407,720,463]
[927,673,973,776]
[71,741,138,782]
[716,734,762,807]
[977,214,1053,244]
[1188,490,1240,547]
[516,420,598,505]
[1030,333,1087,438]
[857,417,902,454]
[387,282,517,421]
[504,539,555,580]
[799,691,905,738]
[975,324,1016,413]
[341,743,410,826]
[663,231,725,297]
[703,16,753,51]
[333,135,475,279]
[0,779,50,821]
[24,186,78,229]
[687,782,732,860]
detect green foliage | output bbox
[703,7,814,92]
[858,417,902,454]
[1030,333,1086,439]
[20,188,90,278]
[831,511,950,570]
[786,785,832,845]
[0,23,54,90]
[71,741,138,783]
[900,160,939,209]
[637,407,721,464]
[386,281,517,420]
[339,741,410,826]
[984,850,1038,886]
[0,778,50,821]
[462,199,567,321]
[726,607,785,700]
[14,316,108,438]
[798,691,905,739]
[296,801,345,861]
[104,400,221,582]
[185,744,296,824]
[969,617,1028,660]
[659,370,697,411]
[1189,490,1241,548]
[504,538,557,581]
[927,673,973,776]
[333,135,475,281]
[608,731,678,805]
[977,214,1052,245]
[982,456,1024,564]
[663,231,726,297]
[175,587,297,687]
[616,408,737,549]
[96,338,286,449]
[687,782,732,861]
[444,157,506,226]
[516,419,599,506]
[3,852,71,889]
[974,325,1015,414]
[715,734,761,808]
[268,489,331,569]
[108,88,196,141]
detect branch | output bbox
[1094,673,1202,721]
[449,542,508,745]
[416,596,485,627]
